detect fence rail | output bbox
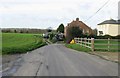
[74,38,119,52]
[74,38,94,51]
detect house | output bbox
[64,18,93,38]
[97,18,120,36]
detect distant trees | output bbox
[20,30,23,33]
[14,30,17,33]
[57,24,64,33]
[1,28,47,34]
[26,30,29,33]
[2,29,10,33]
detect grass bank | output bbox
[2,33,47,54]
[65,44,91,52]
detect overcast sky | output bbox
[0,0,119,29]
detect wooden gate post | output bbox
[74,38,76,43]
[81,38,82,46]
[78,38,79,44]
[108,38,110,51]
[91,38,94,51]
[84,38,87,47]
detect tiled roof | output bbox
[98,19,120,25]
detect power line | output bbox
[85,0,110,22]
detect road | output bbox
[3,44,118,76]
[0,55,2,77]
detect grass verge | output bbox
[65,44,91,52]
[65,43,118,63]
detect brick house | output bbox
[64,18,93,38]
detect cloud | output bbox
[0,0,119,29]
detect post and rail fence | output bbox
[74,38,119,52]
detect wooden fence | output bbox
[74,38,119,51]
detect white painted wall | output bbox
[97,24,120,36]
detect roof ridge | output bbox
[98,19,120,25]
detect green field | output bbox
[2,33,47,54]
[65,39,119,52]
[94,39,119,52]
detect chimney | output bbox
[76,18,79,21]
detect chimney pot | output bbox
[76,18,79,21]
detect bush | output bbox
[94,35,120,39]
[66,26,83,43]
[112,35,120,39]
[49,33,55,40]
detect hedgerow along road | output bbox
[3,44,118,76]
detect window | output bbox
[99,31,103,36]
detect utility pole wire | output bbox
[85,0,110,22]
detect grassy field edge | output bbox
[2,33,47,55]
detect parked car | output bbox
[43,33,49,39]
[56,33,64,41]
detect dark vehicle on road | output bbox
[43,33,49,39]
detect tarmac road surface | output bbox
[3,44,118,76]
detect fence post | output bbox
[81,38,82,46]
[75,38,77,44]
[78,38,80,43]
[84,38,87,47]
[91,38,94,52]
[77,38,79,44]
[76,38,78,44]
[74,38,76,43]
[108,38,110,51]
[75,38,78,44]
[87,38,90,46]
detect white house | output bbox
[97,19,120,36]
